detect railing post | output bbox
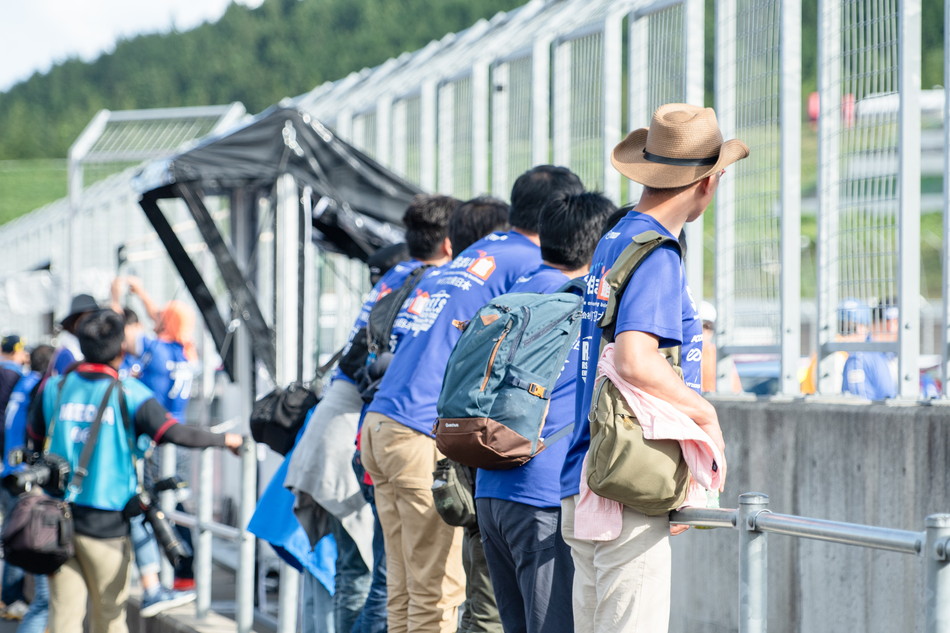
[924,514,950,633]
[739,492,769,633]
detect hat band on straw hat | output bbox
[642,149,719,167]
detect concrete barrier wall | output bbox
[669,397,950,633]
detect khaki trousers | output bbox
[561,495,671,633]
[361,412,465,633]
[49,533,132,633]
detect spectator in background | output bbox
[476,192,614,633]
[0,334,29,619]
[361,165,584,633]
[2,344,54,630]
[112,277,200,590]
[29,309,243,633]
[699,302,742,394]
[448,196,510,255]
[54,294,100,375]
[286,194,460,633]
[839,298,896,400]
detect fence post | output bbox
[924,514,950,633]
[739,492,769,633]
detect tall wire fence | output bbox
[0,0,940,403]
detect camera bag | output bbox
[1,377,116,574]
[249,347,344,455]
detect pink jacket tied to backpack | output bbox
[574,343,725,541]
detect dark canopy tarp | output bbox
[134,105,424,380]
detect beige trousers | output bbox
[361,412,465,633]
[49,533,132,633]
[561,495,671,633]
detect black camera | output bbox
[2,452,71,496]
[130,476,192,568]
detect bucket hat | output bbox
[61,293,99,331]
[611,103,750,188]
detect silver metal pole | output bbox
[420,81,438,192]
[375,96,392,169]
[816,0,842,394]
[552,40,571,168]
[473,61,491,195]
[274,172,301,632]
[159,443,177,587]
[492,62,511,199]
[602,12,623,205]
[924,515,950,633]
[780,0,802,395]
[714,0,737,392]
[897,0,922,399]
[943,0,950,397]
[531,37,552,168]
[232,189,257,633]
[195,447,213,618]
[437,82,455,195]
[738,492,769,633]
[684,0,706,307]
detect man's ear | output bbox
[443,236,453,258]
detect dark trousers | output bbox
[328,515,371,633]
[458,522,502,633]
[351,500,388,633]
[476,498,574,633]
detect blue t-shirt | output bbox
[368,230,542,435]
[135,337,193,421]
[334,259,426,385]
[475,265,579,508]
[842,351,897,400]
[3,371,41,477]
[560,213,702,499]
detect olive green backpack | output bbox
[585,230,690,516]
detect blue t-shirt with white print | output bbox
[368,230,542,436]
[334,259,427,385]
[560,212,702,499]
[475,265,580,508]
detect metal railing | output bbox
[671,493,950,633]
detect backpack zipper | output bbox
[481,320,514,391]
[522,305,581,346]
[504,306,532,364]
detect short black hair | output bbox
[402,194,460,260]
[449,197,510,255]
[602,204,633,236]
[539,193,616,270]
[123,307,139,326]
[29,344,54,374]
[509,165,584,233]
[77,309,125,364]
[367,242,410,286]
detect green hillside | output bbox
[0,159,67,225]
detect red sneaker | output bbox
[173,578,196,591]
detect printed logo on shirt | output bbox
[467,252,497,281]
[407,290,430,316]
[685,347,703,363]
[605,231,621,240]
[407,290,451,336]
[596,270,611,302]
[847,368,867,384]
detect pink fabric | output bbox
[574,343,724,541]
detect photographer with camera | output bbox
[26,309,243,633]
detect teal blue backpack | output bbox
[434,279,583,470]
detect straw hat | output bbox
[611,103,750,188]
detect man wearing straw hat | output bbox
[559,103,748,632]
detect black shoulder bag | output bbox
[249,349,344,456]
[1,377,117,574]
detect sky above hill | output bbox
[0,0,264,92]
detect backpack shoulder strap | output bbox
[554,276,586,296]
[598,230,681,343]
[367,264,431,355]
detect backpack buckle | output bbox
[527,383,546,398]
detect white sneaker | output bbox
[1,600,29,621]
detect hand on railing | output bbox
[224,433,245,456]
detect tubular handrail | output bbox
[670,493,950,633]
